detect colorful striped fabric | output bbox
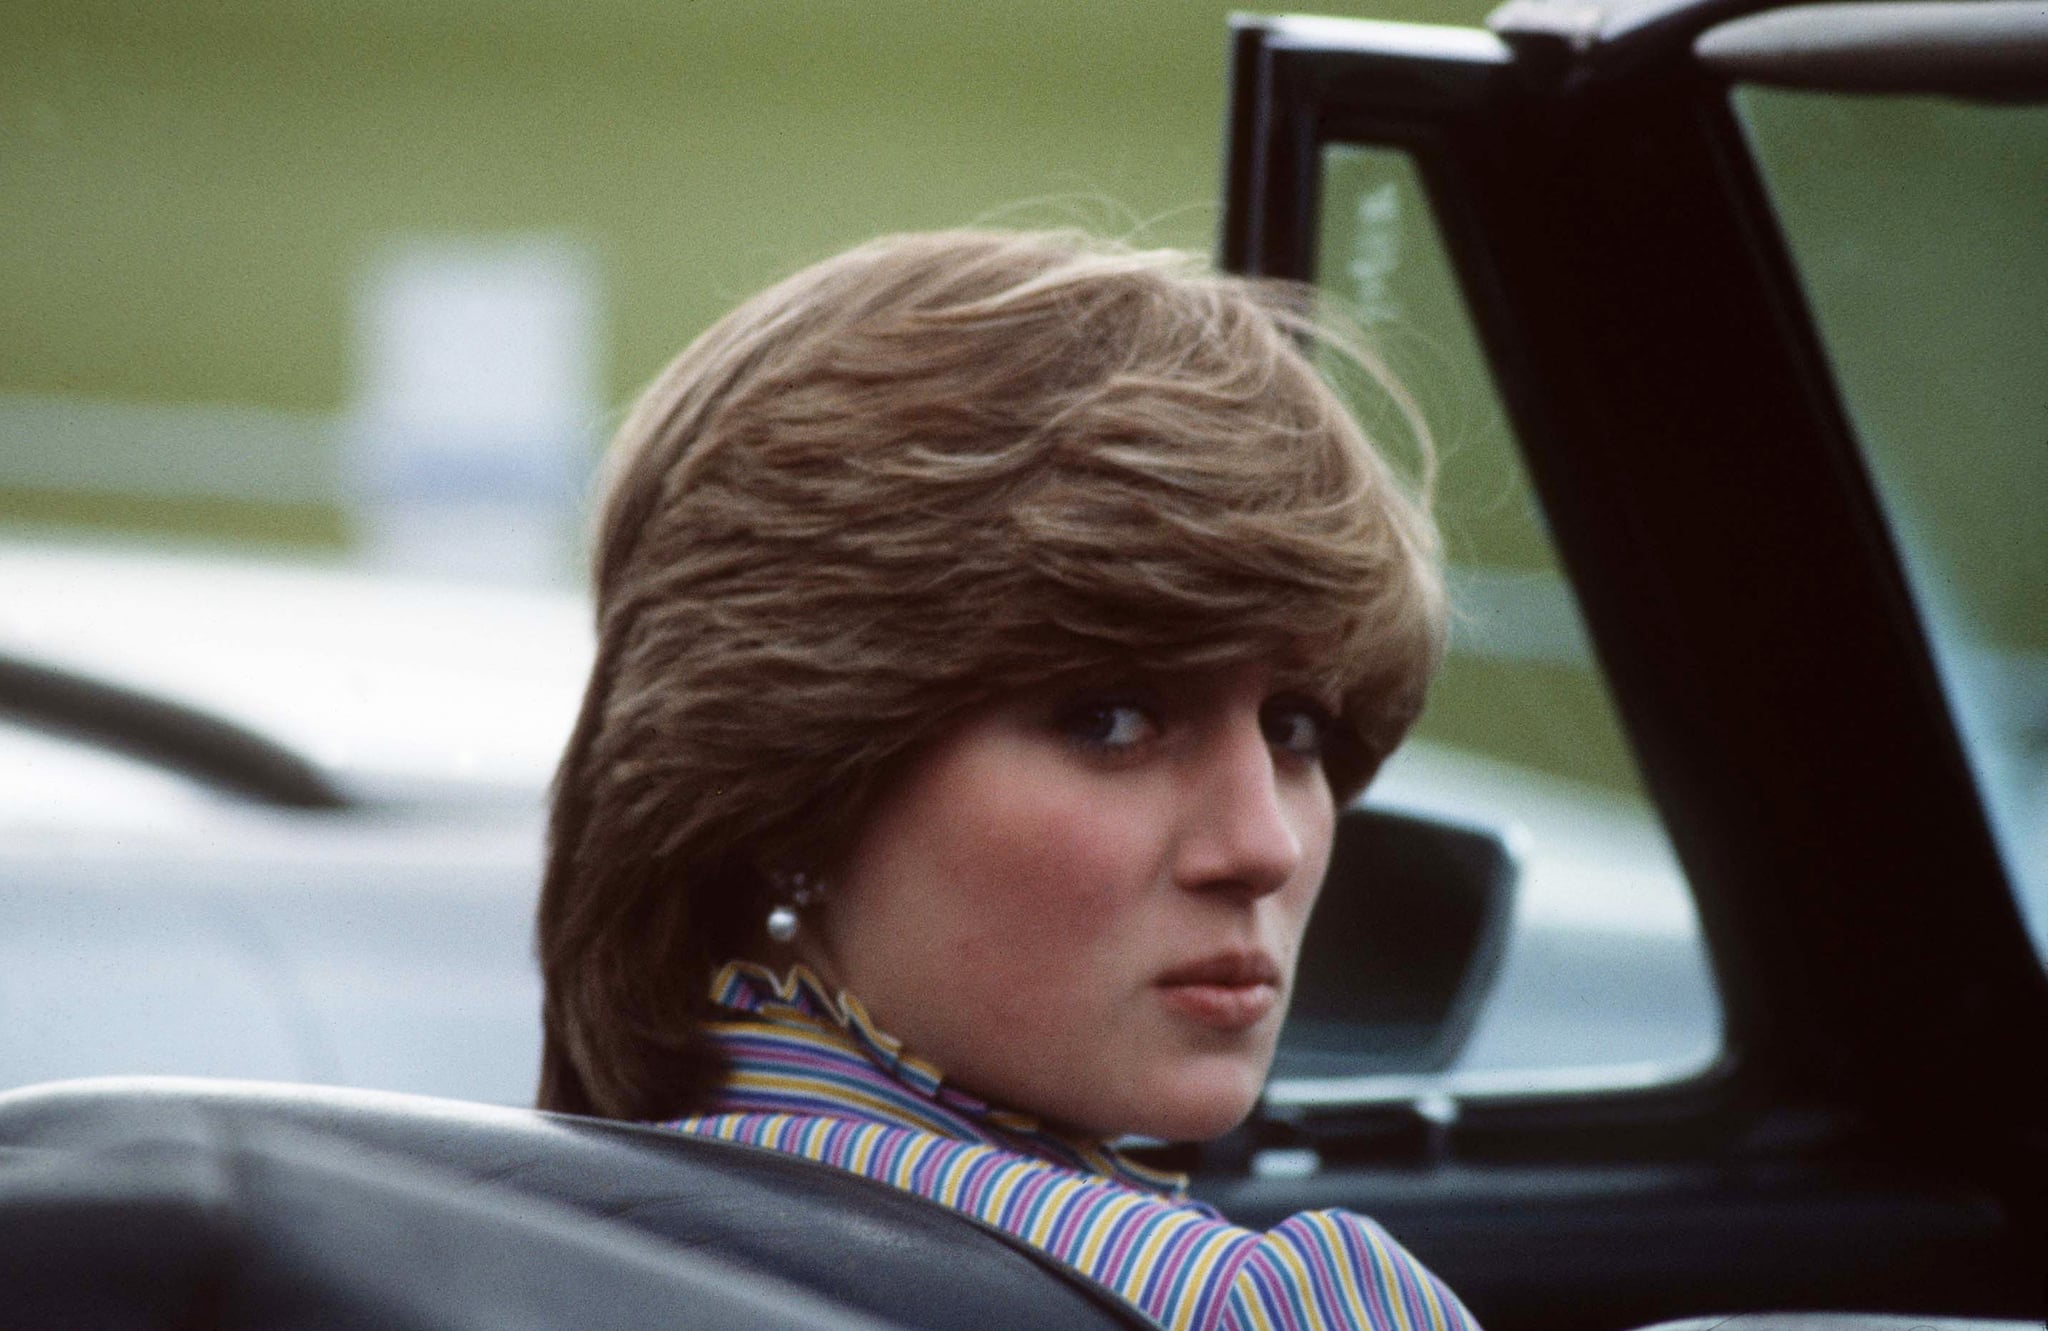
[661,961,1481,1331]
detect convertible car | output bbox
[2,0,2041,1326]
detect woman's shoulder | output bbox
[666,1111,1478,1331]
[1227,1208,1480,1330]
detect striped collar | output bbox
[700,959,1188,1196]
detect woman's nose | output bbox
[1173,721,1305,899]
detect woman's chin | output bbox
[1118,1061,1267,1143]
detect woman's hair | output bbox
[537,229,1446,1120]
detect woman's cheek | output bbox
[942,788,1153,968]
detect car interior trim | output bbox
[1265,1051,1727,1112]
[1694,1,2048,100]
[1263,14,1515,63]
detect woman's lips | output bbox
[1156,981,1278,1030]
[1155,952,1282,1031]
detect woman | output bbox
[536,230,1475,1330]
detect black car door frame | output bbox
[1203,3,2046,1326]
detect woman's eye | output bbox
[1059,699,1159,752]
[1262,701,1333,761]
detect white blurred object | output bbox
[0,539,572,1103]
[0,541,592,806]
[0,538,1719,1104]
[350,237,602,585]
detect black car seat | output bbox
[0,1076,1160,1331]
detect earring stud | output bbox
[765,869,824,944]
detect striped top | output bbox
[660,961,1480,1331]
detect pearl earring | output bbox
[766,870,824,944]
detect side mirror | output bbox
[1274,806,1518,1081]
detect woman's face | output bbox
[799,660,1337,1142]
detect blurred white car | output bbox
[0,538,1719,1109]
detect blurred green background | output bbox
[2,0,2041,816]
[1,0,1487,545]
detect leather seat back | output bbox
[0,1076,1155,1331]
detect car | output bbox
[2,0,2042,1326]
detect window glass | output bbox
[1284,144,1722,1095]
[1735,90,2048,965]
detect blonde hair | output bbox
[537,229,1445,1119]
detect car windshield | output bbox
[1736,88,2048,964]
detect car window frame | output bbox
[1219,1,2047,1171]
